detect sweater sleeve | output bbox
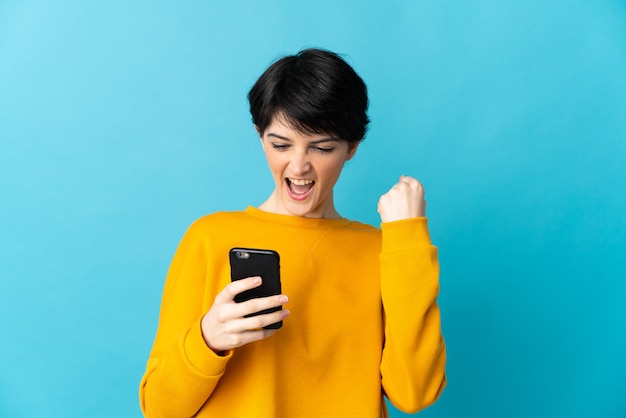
[139,221,233,418]
[379,217,447,413]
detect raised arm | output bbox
[377,176,447,413]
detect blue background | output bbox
[1,1,625,417]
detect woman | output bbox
[139,48,446,417]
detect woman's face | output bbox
[259,116,358,219]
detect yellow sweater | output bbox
[140,207,446,417]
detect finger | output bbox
[399,175,420,188]
[238,308,290,332]
[220,306,289,337]
[392,181,407,191]
[233,294,289,319]
[217,276,262,303]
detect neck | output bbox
[258,192,342,219]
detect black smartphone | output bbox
[229,247,282,329]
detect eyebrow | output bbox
[267,133,339,144]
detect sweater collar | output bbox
[245,206,353,229]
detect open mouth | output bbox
[286,178,315,200]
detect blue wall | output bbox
[1,1,625,417]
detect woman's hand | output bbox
[201,276,290,354]
[378,175,426,222]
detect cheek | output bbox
[320,159,346,182]
[265,153,285,176]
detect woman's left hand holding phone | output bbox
[200,276,290,355]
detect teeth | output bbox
[289,178,314,186]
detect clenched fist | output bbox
[377,175,426,223]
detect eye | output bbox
[271,143,289,151]
[314,146,334,154]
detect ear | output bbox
[345,142,359,161]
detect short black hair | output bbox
[248,48,369,144]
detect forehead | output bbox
[266,115,337,142]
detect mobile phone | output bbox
[229,247,282,329]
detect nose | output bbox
[289,149,311,176]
